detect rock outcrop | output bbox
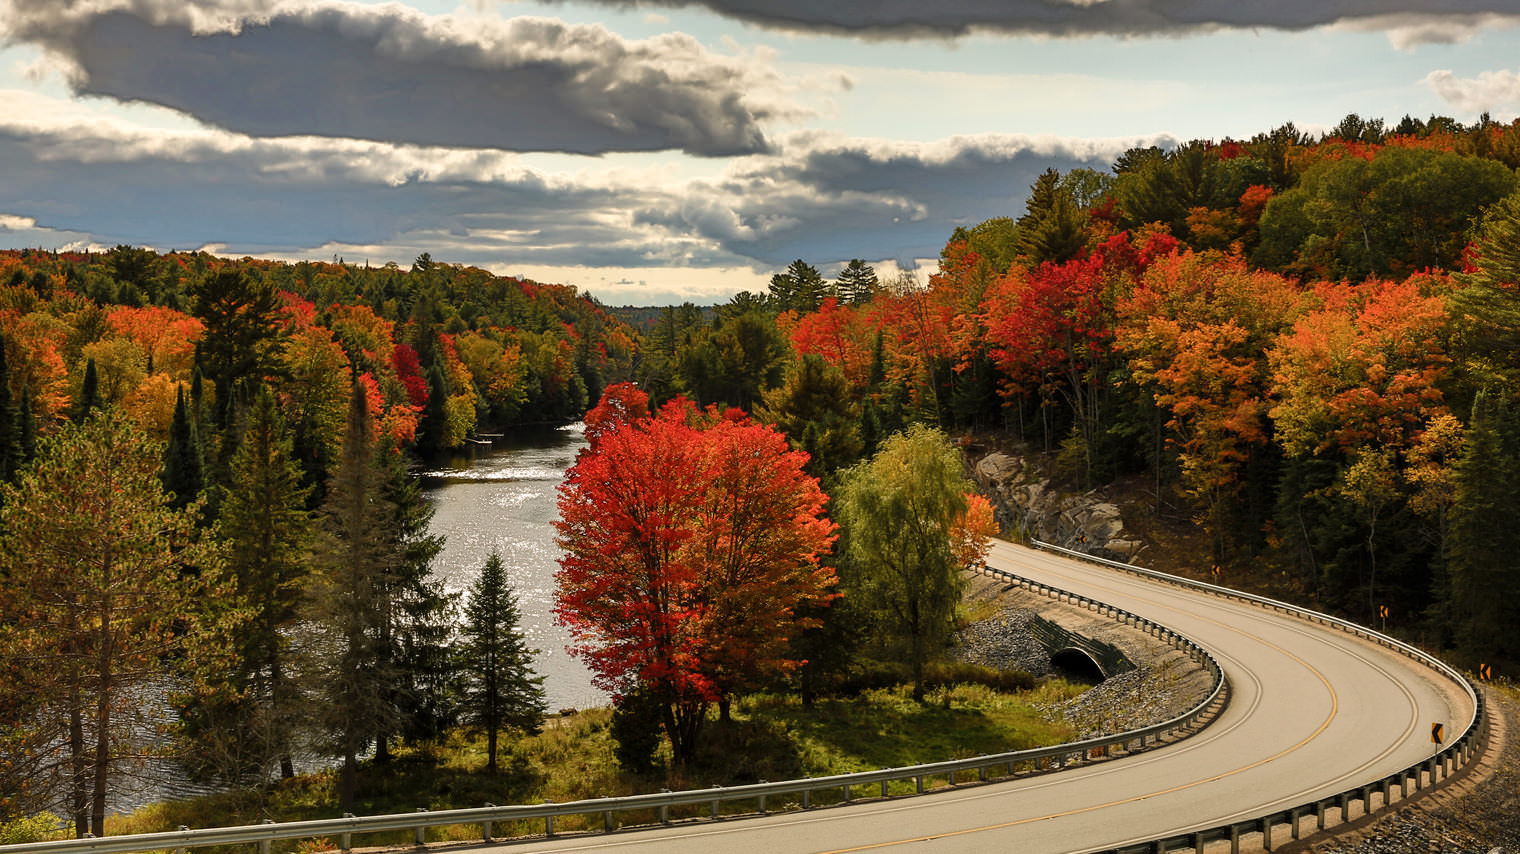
[972,451,1143,562]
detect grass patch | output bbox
[103,677,1084,846]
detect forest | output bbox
[3,110,1520,836]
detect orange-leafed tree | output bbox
[554,384,836,764]
[1117,250,1306,557]
[104,306,203,378]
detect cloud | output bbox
[1425,68,1520,118]
[650,133,1154,267]
[0,0,796,155]
[0,95,1156,298]
[548,0,1520,39]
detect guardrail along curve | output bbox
[1027,540,1487,854]
[0,559,1227,854]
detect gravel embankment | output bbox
[956,576,1214,739]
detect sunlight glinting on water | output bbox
[422,424,606,712]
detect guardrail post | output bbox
[543,802,555,837]
[915,775,924,794]
[175,826,189,854]
[415,808,427,846]
[341,812,354,852]
[260,819,274,854]
[482,803,494,841]
[660,789,671,824]
[802,787,811,809]
[712,784,722,819]
[603,809,615,832]
[881,779,889,798]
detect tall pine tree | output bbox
[1446,395,1520,672]
[458,551,546,773]
[181,387,313,782]
[309,378,396,812]
[162,386,205,509]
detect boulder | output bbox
[972,451,1143,563]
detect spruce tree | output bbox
[72,358,100,422]
[835,259,880,305]
[182,387,313,782]
[458,551,546,773]
[310,378,396,812]
[379,449,453,755]
[1446,396,1520,670]
[418,363,449,460]
[162,387,205,509]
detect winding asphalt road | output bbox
[500,539,1474,854]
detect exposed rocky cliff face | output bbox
[972,451,1144,562]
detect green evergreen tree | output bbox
[181,387,313,782]
[1013,168,1088,265]
[0,408,232,837]
[835,259,880,305]
[1446,396,1520,671]
[418,363,449,460]
[379,450,454,755]
[189,269,290,428]
[768,259,830,313]
[309,378,396,813]
[1453,188,1520,397]
[758,354,862,483]
[72,358,100,423]
[162,387,205,509]
[458,551,546,773]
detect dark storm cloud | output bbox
[549,0,1519,39]
[0,118,659,263]
[647,135,1147,267]
[1,0,785,156]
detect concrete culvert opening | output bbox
[1050,647,1108,685]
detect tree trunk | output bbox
[340,749,357,814]
[272,659,295,779]
[486,723,498,775]
[69,699,87,838]
[91,695,109,838]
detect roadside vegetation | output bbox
[2,676,1082,848]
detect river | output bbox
[421,424,607,713]
[89,425,602,818]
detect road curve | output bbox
[501,540,1474,854]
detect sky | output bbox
[2,2,1520,305]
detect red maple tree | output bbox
[554,384,836,763]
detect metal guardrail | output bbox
[1,561,1227,854]
[1027,540,1488,854]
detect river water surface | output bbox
[421,424,606,712]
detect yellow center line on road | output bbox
[815,551,1341,853]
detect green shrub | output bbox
[0,812,66,845]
